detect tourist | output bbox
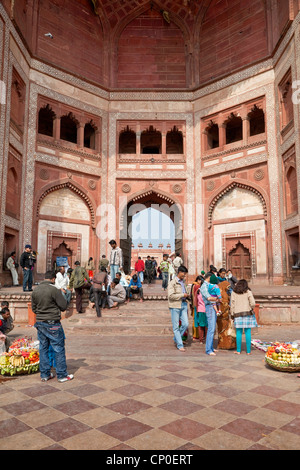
[128,274,143,303]
[151,257,157,278]
[209,266,220,285]
[168,265,190,352]
[135,257,145,283]
[145,256,154,285]
[20,244,35,292]
[0,306,14,351]
[217,268,227,282]
[6,251,19,286]
[109,240,123,280]
[230,279,257,355]
[91,266,108,317]
[173,253,183,275]
[226,269,238,290]
[191,276,207,343]
[160,254,170,290]
[200,272,222,356]
[68,261,90,314]
[85,257,95,279]
[168,255,175,283]
[55,266,71,306]
[31,270,74,382]
[106,278,126,309]
[99,254,109,271]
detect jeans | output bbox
[23,268,33,291]
[162,272,169,289]
[205,304,217,355]
[34,321,68,379]
[137,271,144,283]
[62,290,72,306]
[170,301,189,350]
[110,264,120,280]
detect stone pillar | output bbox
[136,124,141,154]
[95,130,101,153]
[242,116,250,144]
[78,123,84,148]
[219,123,226,147]
[53,116,61,140]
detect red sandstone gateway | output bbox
[0,0,299,289]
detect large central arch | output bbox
[119,189,183,274]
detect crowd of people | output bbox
[168,264,258,357]
[1,240,260,383]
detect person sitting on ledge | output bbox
[105,278,126,309]
[128,274,143,303]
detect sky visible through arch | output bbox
[132,207,175,250]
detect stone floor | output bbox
[1,298,300,451]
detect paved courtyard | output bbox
[1,296,300,451]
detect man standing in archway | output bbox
[168,265,189,352]
[109,240,123,280]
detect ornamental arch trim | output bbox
[36,180,96,228]
[208,181,268,229]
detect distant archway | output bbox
[119,190,183,274]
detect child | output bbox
[195,285,208,343]
[208,283,222,316]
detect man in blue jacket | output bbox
[128,274,143,302]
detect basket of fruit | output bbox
[0,347,39,376]
[265,342,300,372]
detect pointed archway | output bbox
[119,189,183,274]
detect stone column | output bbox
[136,124,141,154]
[242,115,250,144]
[53,116,61,141]
[78,123,84,148]
[219,123,226,147]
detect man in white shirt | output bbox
[109,240,123,280]
[55,267,71,306]
[6,251,19,286]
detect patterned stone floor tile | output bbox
[192,428,254,450]
[4,398,47,417]
[280,417,300,436]
[220,418,275,442]
[118,372,149,383]
[112,384,151,397]
[53,398,99,416]
[263,399,300,416]
[158,398,204,416]
[157,384,197,398]
[97,417,152,441]
[132,407,180,428]
[230,391,275,407]
[279,391,300,405]
[37,417,92,442]
[74,406,122,428]
[258,429,300,450]
[188,407,236,429]
[243,407,295,428]
[132,390,175,407]
[212,398,256,417]
[105,398,151,416]
[20,384,59,398]
[35,390,79,407]
[85,390,125,406]
[185,390,226,407]
[250,384,289,398]
[0,428,55,450]
[17,407,67,428]
[59,429,121,450]
[160,417,213,441]
[126,428,187,450]
[1,416,32,437]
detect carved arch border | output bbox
[208,181,268,229]
[36,180,96,228]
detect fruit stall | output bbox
[0,337,39,376]
[265,342,300,372]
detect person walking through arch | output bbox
[168,265,190,352]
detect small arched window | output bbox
[119,126,136,154]
[166,126,183,154]
[248,105,265,136]
[60,113,78,144]
[286,166,298,215]
[225,113,243,144]
[84,121,96,149]
[141,126,161,154]
[205,121,219,149]
[38,104,56,137]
